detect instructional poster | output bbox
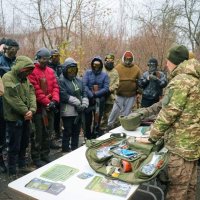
[40,164,79,182]
[85,176,131,197]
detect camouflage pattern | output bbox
[150,58,200,161]
[101,67,119,129]
[103,67,119,104]
[135,100,162,119]
[166,153,197,200]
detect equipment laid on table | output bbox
[86,134,168,184]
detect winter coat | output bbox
[28,62,59,113]
[138,70,167,100]
[83,57,109,99]
[149,58,200,161]
[116,62,141,97]
[103,67,119,104]
[2,56,36,121]
[0,54,16,77]
[59,73,88,117]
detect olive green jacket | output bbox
[2,56,36,121]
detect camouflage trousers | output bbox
[166,153,197,200]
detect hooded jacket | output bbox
[59,58,88,117]
[2,56,36,121]
[83,56,109,99]
[116,51,141,97]
[149,58,200,161]
[0,77,4,96]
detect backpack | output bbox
[85,134,168,184]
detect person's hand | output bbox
[24,111,33,120]
[149,74,158,80]
[47,101,57,112]
[135,137,151,144]
[76,105,85,113]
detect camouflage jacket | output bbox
[149,59,200,161]
[103,67,119,104]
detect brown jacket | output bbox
[116,63,141,97]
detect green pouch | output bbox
[85,136,168,184]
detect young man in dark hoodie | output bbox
[83,56,109,139]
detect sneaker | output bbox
[0,161,7,173]
[33,160,46,168]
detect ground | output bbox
[0,135,200,200]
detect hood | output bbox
[62,57,77,72]
[170,58,200,80]
[11,56,34,76]
[122,51,134,66]
[91,56,103,71]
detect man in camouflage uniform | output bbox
[101,54,119,131]
[147,45,200,200]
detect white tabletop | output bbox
[8,129,148,200]
[109,126,149,137]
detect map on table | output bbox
[40,164,79,182]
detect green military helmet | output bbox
[119,113,141,131]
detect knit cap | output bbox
[167,45,189,65]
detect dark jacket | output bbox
[83,57,109,99]
[138,70,167,100]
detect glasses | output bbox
[67,67,77,73]
[7,46,19,51]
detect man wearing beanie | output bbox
[145,44,200,200]
[107,51,141,130]
[28,47,60,168]
[0,38,19,173]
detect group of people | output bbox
[0,37,199,200]
[0,38,168,179]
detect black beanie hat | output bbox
[5,39,19,47]
[167,45,189,65]
[36,47,50,59]
[148,58,158,66]
[0,38,6,45]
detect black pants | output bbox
[7,120,30,174]
[31,112,53,162]
[0,116,6,157]
[85,97,105,139]
[62,116,81,151]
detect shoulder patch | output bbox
[162,89,173,107]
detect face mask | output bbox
[92,62,101,74]
[148,64,157,74]
[65,67,78,80]
[124,57,133,66]
[105,61,114,70]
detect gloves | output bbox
[135,108,149,119]
[47,101,58,113]
[76,105,85,113]
[149,74,158,81]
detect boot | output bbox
[0,155,7,173]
